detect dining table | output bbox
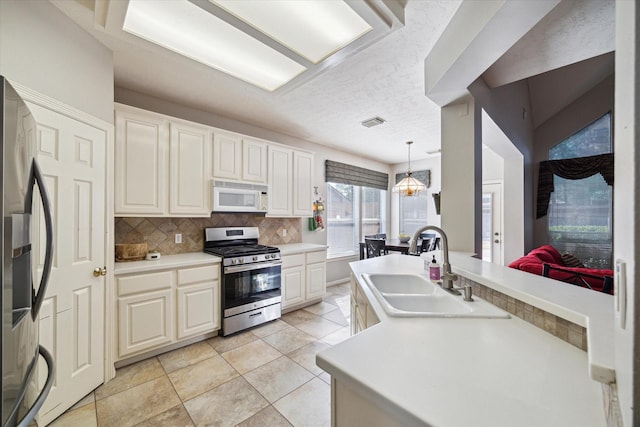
[359,238,418,260]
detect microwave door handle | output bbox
[24,159,54,321]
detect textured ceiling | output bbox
[51,0,614,164]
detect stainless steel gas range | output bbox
[204,227,281,336]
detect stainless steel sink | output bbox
[361,273,510,319]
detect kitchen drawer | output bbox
[118,271,173,296]
[282,253,305,269]
[177,264,219,286]
[306,250,327,264]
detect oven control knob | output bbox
[253,256,258,261]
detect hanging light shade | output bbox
[393,141,426,197]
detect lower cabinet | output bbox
[350,274,380,335]
[116,264,220,359]
[281,249,327,310]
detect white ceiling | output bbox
[51,0,614,164]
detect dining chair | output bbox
[420,237,441,252]
[365,238,388,258]
[365,233,387,239]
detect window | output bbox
[396,170,430,236]
[399,192,429,237]
[547,113,612,268]
[326,183,386,257]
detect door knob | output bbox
[93,266,107,277]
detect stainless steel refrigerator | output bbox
[1,76,55,427]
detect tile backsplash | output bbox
[115,215,302,255]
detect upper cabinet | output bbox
[115,104,313,218]
[115,106,169,215]
[115,104,210,217]
[212,131,241,180]
[268,146,313,217]
[212,134,268,184]
[169,121,211,215]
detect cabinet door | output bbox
[115,108,169,214]
[118,289,173,358]
[177,281,220,339]
[306,261,326,301]
[213,131,242,180]
[242,138,268,183]
[293,151,314,216]
[268,145,293,216]
[282,266,305,309]
[169,121,210,215]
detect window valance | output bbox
[325,160,389,191]
[536,153,614,219]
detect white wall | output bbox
[440,96,481,255]
[613,1,638,424]
[468,78,535,252]
[0,0,114,123]
[482,146,503,181]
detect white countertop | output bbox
[316,254,608,427]
[275,243,328,255]
[114,252,221,275]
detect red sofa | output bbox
[508,245,614,294]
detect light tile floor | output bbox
[49,283,351,427]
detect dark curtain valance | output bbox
[536,153,614,219]
[394,170,430,188]
[325,160,389,191]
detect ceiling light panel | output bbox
[211,0,373,64]
[123,0,306,91]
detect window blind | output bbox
[325,160,389,190]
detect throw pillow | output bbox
[561,253,584,268]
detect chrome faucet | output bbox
[409,225,459,293]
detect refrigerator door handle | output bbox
[24,159,54,321]
[15,345,55,427]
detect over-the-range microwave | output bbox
[211,180,268,213]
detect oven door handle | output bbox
[224,261,282,274]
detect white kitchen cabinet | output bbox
[268,145,293,216]
[242,138,268,183]
[212,131,242,180]
[176,265,220,339]
[115,106,169,215]
[293,151,314,217]
[268,145,314,217]
[350,273,379,335]
[116,262,220,360]
[281,249,327,311]
[115,104,212,217]
[305,250,327,301]
[169,121,211,215]
[213,133,268,184]
[281,254,306,308]
[117,271,174,358]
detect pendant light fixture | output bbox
[393,141,426,197]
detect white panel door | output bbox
[29,103,106,425]
[482,183,503,265]
[268,145,292,216]
[114,107,168,215]
[293,151,314,217]
[169,122,210,215]
[242,138,267,183]
[212,132,241,180]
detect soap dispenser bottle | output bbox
[429,255,441,281]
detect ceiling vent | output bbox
[361,117,386,128]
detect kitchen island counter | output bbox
[316,254,608,427]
